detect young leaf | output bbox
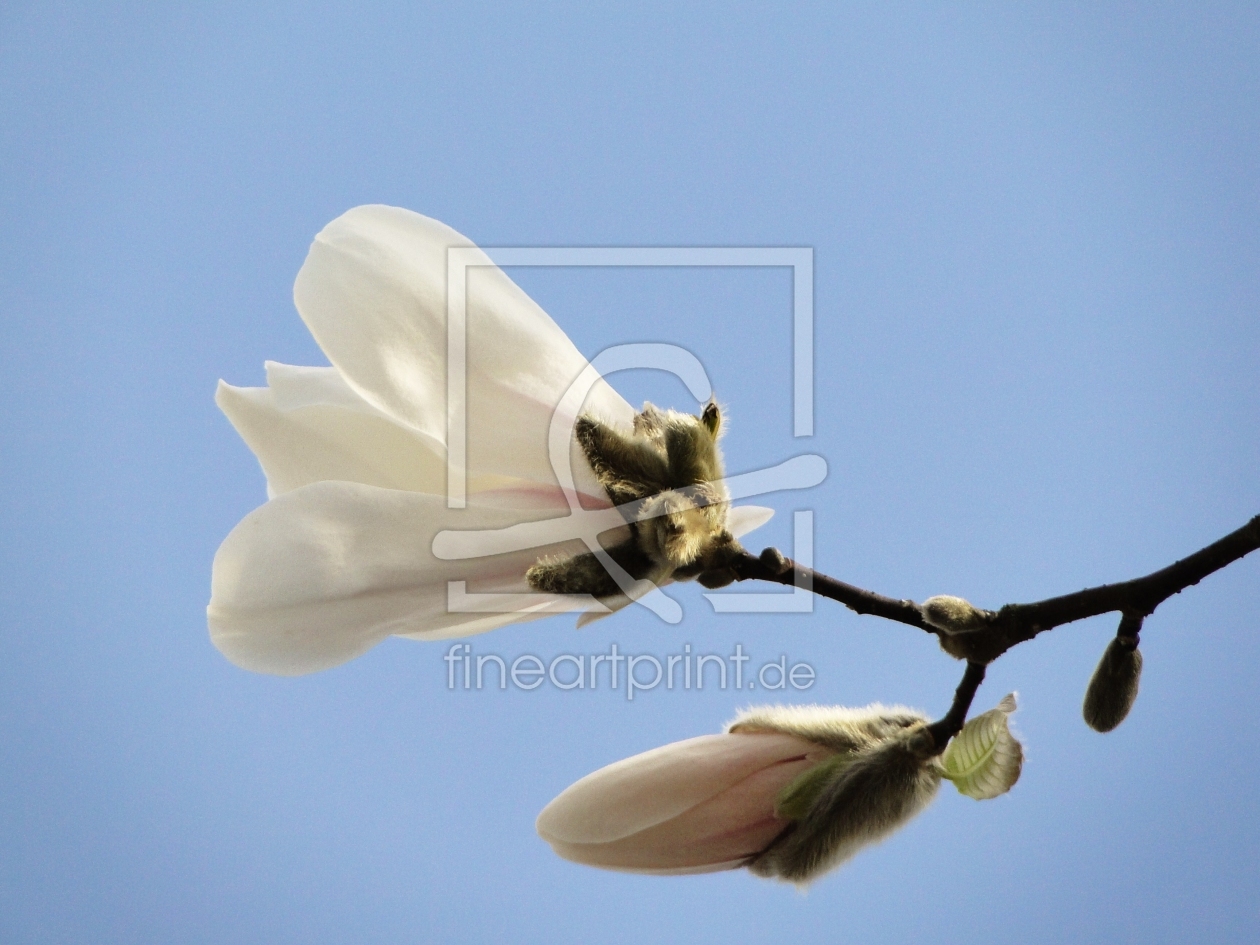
[940,693,1023,800]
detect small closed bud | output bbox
[759,546,791,575]
[1083,635,1143,733]
[921,595,989,634]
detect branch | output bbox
[925,662,986,748]
[731,513,1260,665]
[730,546,933,630]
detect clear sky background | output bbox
[2,3,1258,943]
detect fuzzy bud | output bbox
[537,702,948,886]
[921,595,989,634]
[748,723,941,884]
[1083,636,1143,733]
[921,595,992,658]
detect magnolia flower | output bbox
[538,699,1023,884]
[209,205,771,675]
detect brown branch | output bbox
[730,547,934,630]
[925,662,987,748]
[731,513,1260,665]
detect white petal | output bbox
[208,481,589,676]
[545,756,812,872]
[264,361,383,414]
[727,505,774,539]
[563,549,672,630]
[220,361,610,503]
[292,205,633,493]
[536,732,825,845]
[595,859,750,876]
[215,380,448,497]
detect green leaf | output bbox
[940,693,1023,800]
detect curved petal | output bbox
[219,362,614,505]
[216,380,448,497]
[208,481,594,676]
[727,505,774,539]
[263,361,382,414]
[602,859,750,877]
[536,732,826,845]
[292,205,634,493]
[545,754,817,873]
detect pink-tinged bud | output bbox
[537,703,945,884]
[536,732,831,875]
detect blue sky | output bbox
[2,3,1258,943]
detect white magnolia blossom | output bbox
[209,205,771,676]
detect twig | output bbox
[925,662,986,748]
[730,547,933,630]
[731,513,1260,665]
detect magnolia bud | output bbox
[1083,635,1143,733]
[921,595,989,634]
[921,595,992,659]
[538,698,1024,886]
[537,703,941,886]
[758,546,791,575]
